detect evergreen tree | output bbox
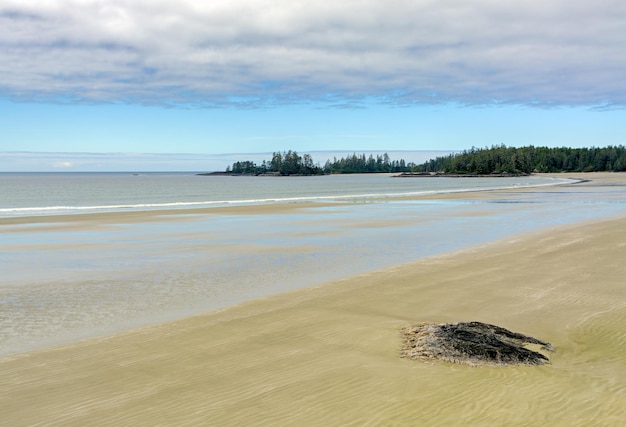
[413,145,626,174]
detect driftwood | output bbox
[400,321,554,366]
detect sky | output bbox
[1,0,625,171]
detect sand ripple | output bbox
[1,214,625,425]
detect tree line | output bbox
[323,153,419,173]
[414,145,626,174]
[225,145,626,176]
[226,151,417,175]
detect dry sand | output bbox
[1,173,626,426]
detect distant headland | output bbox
[198,150,419,176]
[198,145,626,176]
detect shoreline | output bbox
[0,173,580,227]
[2,175,626,425]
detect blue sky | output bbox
[1,0,625,171]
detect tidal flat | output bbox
[1,173,626,425]
[3,174,626,356]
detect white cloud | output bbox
[53,161,73,168]
[1,0,625,107]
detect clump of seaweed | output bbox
[400,321,554,367]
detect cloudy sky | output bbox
[1,0,625,171]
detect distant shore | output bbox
[197,171,322,176]
[394,171,530,177]
[198,171,528,177]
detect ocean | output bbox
[2,172,626,356]
[0,172,570,216]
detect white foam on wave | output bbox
[0,177,578,217]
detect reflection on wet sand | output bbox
[1,173,626,425]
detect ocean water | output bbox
[2,172,626,356]
[1,172,569,216]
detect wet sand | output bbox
[1,173,626,425]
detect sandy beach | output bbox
[1,173,625,426]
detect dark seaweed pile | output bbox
[401,321,554,366]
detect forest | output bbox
[323,152,418,173]
[223,145,626,176]
[226,151,417,175]
[414,145,626,174]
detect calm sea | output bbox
[2,172,626,356]
[0,172,569,217]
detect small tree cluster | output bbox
[228,150,324,175]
